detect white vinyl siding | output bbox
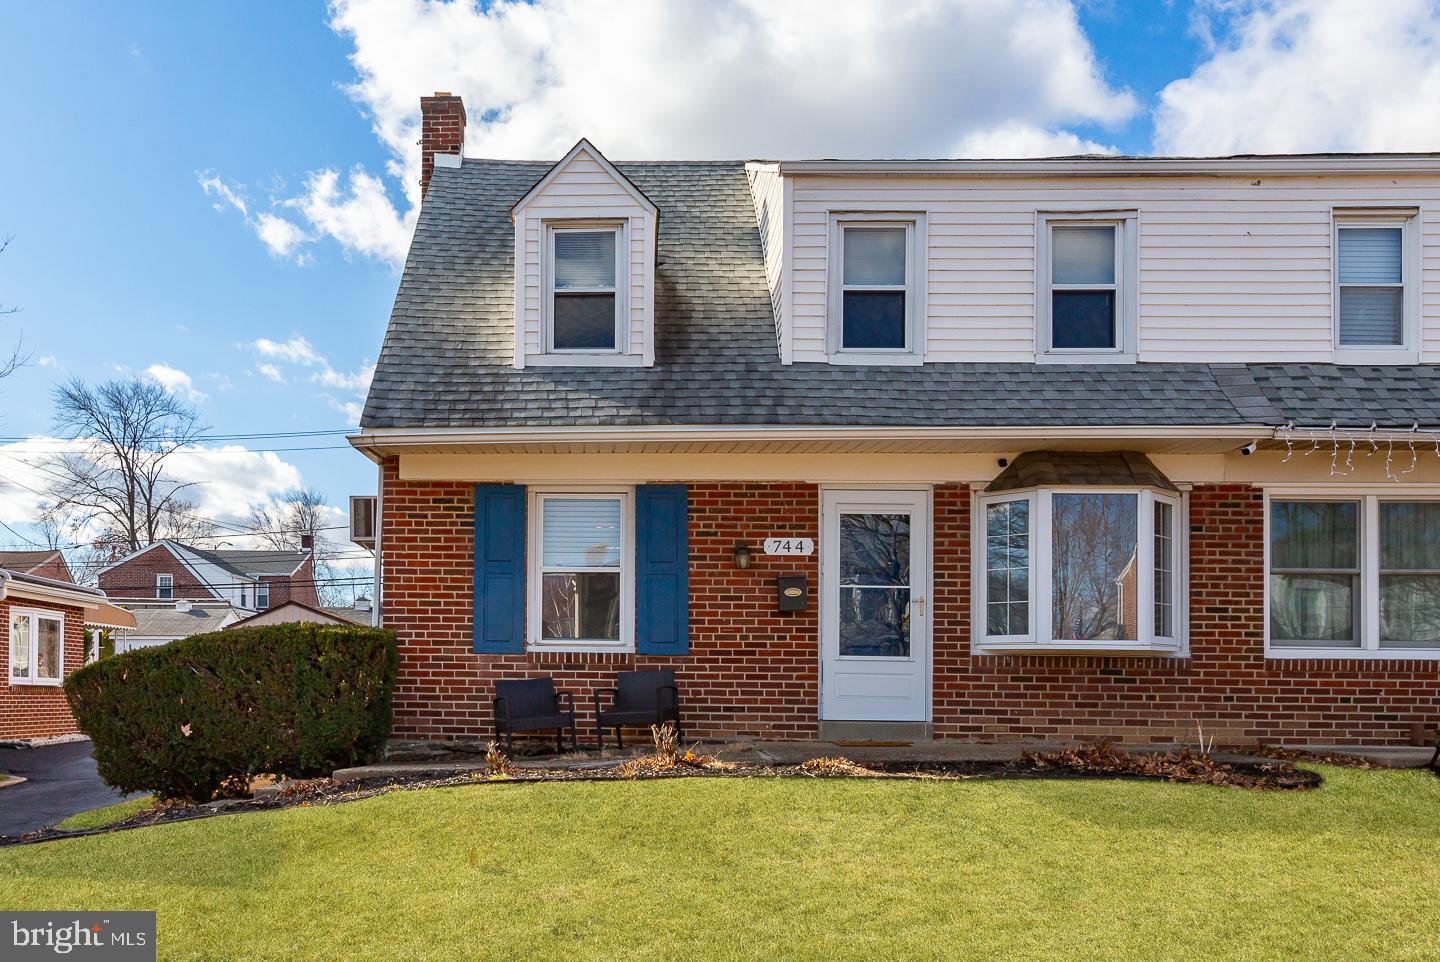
[779,175,1440,363]
[515,147,654,366]
[745,162,789,362]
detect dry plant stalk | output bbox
[798,756,881,778]
[652,723,680,765]
[484,740,517,778]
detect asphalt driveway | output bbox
[0,740,137,836]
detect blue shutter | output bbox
[636,484,689,655]
[473,484,525,654]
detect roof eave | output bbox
[776,155,1440,179]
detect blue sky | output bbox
[1,0,1438,566]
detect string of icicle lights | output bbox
[1275,421,1440,480]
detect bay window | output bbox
[978,488,1182,652]
[528,490,633,651]
[1269,495,1440,655]
[8,608,63,685]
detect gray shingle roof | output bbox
[362,160,1440,430]
[186,547,309,577]
[125,605,236,639]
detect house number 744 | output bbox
[763,538,814,556]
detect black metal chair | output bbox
[493,678,578,754]
[593,670,682,750]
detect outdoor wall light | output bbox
[733,543,754,570]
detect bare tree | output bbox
[0,235,27,381]
[244,487,353,604]
[44,376,211,553]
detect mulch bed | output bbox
[0,743,1325,848]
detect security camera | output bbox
[1240,441,1258,456]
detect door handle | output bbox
[913,597,925,616]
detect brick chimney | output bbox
[300,533,314,551]
[419,91,466,196]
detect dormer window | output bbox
[826,213,927,364]
[1332,209,1418,362]
[549,225,624,352]
[1037,211,1137,363]
[511,139,657,368]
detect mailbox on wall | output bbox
[776,574,808,612]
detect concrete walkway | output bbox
[0,740,139,836]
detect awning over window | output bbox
[985,451,1178,493]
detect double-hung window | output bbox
[257,582,270,609]
[828,215,924,362]
[978,488,1183,652]
[1334,213,1416,360]
[156,573,173,600]
[528,490,633,651]
[1269,495,1440,656]
[1038,213,1137,361]
[547,225,623,353]
[8,609,63,685]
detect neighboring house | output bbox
[2,566,134,741]
[97,539,318,612]
[224,597,374,630]
[114,600,243,654]
[347,91,1440,747]
[0,550,75,584]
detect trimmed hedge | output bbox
[65,622,397,803]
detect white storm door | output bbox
[820,488,930,721]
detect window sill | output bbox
[8,677,62,687]
[1332,348,1421,365]
[975,640,1183,656]
[1035,352,1137,366]
[525,353,645,368]
[527,642,635,655]
[826,352,925,366]
[1266,646,1440,661]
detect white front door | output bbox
[820,488,930,722]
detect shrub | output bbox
[65,622,397,803]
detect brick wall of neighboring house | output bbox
[98,545,214,601]
[25,554,74,584]
[261,555,319,608]
[0,596,87,740]
[382,465,1440,747]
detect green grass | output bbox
[55,796,154,831]
[3,766,1440,961]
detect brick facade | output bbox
[99,544,214,600]
[261,556,319,608]
[0,596,87,740]
[382,463,1440,747]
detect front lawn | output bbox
[2,766,1438,961]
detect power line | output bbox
[0,428,357,442]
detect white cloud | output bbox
[144,363,207,403]
[312,361,375,392]
[1155,0,1440,155]
[0,438,301,536]
[287,168,413,266]
[36,356,56,367]
[954,122,1118,158]
[253,336,325,366]
[198,172,314,264]
[256,363,285,383]
[211,0,1134,264]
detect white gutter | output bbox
[776,154,1440,179]
[0,569,9,601]
[349,423,1266,452]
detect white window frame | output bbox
[1036,211,1139,364]
[1331,210,1420,364]
[256,582,270,609]
[526,487,635,653]
[8,607,64,687]
[541,221,629,359]
[826,212,927,365]
[973,486,1187,654]
[1264,489,1440,659]
[156,573,173,600]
